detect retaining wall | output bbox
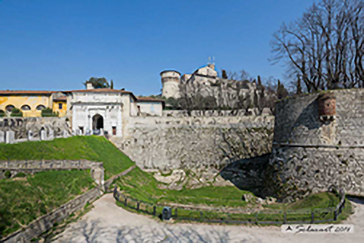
[112,115,274,169]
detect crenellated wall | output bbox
[268,89,364,200]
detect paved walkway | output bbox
[53,194,364,243]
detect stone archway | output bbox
[92,114,104,130]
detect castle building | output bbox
[184,63,218,85]
[161,63,219,99]
[161,70,181,99]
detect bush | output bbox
[41,108,59,117]
[10,108,22,117]
[0,110,5,117]
[13,172,27,178]
[4,170,11,179]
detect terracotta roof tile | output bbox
[63,88,131,93]
[53,96,67,101]
[0,90,56,95]
[137,97,165,102]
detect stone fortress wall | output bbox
[113,115,275,170]
[268,89,364,200]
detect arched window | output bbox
[5,105,15,112]
[21,105,31,111]
[36,105,46,110]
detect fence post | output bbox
[311,211,314,223]
[284,211,287,224]
[200,211,203,222]
[153,206,156,216]
[334,210,337,221]
[137,202,140,211]
[124,197,128,206]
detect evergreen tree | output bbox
[296,75,302,94]
[257,75,262,88]
[277,80,289,99]
[222,70,228,79]
[110,79,114,89]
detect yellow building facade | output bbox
[0,91,67,118]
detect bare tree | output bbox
[271,0,364,92]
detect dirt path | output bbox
[53,194,364,243]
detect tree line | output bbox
[271,0,364,93]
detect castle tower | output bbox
[160,70,181,99]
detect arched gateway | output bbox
[92,114,104,131]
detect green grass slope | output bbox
[115,167,252,208]
[0,170,94,237]
[0,136,135,179]
[115,167,352,224]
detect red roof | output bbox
[63,88,137,100]
[0,88,137,100]
[53,96,67,101]
[0,90,56,95]
[137,97,165,103]
[63,88,131,93]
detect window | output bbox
[36,105,46,110]
[21,105,31,111]
[5,105,15,112]
[112,126,116,135]
[58,103,63,109]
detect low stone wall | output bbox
[104,165,136,190]
[113,115,274,170]
[1,187,101,243]
[0,160,104,186]
[1,165,136,243]
[162,108,272,117]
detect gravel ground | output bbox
[53,194,364,243]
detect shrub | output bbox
[0,110,5,117]
[14,172,27,178]
[41,108,59,117]
[4,170,11,179]
[10,108,23,117]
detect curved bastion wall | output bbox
[268,89,364,200]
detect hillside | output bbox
[0,136,135,179]
[0,136,136,238]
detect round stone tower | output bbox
[161,70,181,99]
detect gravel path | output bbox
[53,194,364,243]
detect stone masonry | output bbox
[112,115,274,170]
[267,89,364,200]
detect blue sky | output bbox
[0,0,316,96]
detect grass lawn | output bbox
[0,170,94,237]
[0,136,136,238]
[0,136,135,179]
[115,167,353,223]
[115,167,254,208]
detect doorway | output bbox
[92,114,104,130]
